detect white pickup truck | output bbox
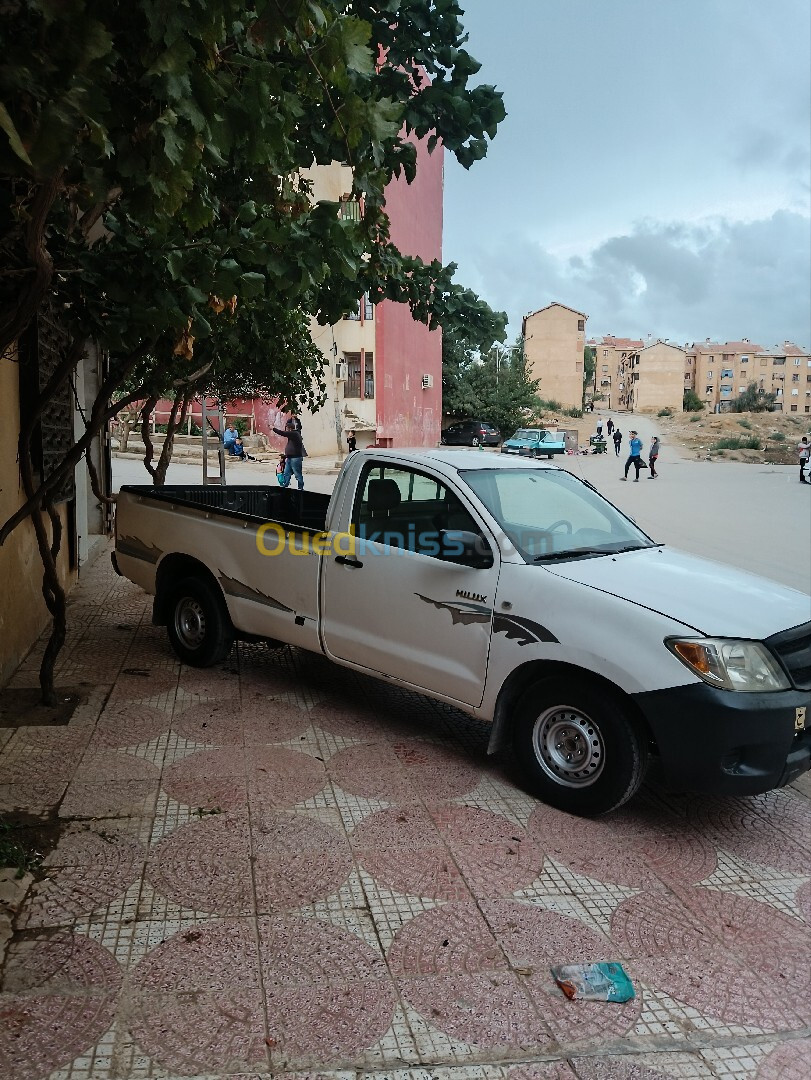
[113,449,811,815]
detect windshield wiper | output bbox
[533,548,611,562]
[532,543,652,563]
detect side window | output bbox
[353,464,492,566]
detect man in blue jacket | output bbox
[620,430,645,481]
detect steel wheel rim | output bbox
[174,596,206,650]
[472,437,480,446]
[531,705,605,787]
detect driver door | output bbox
[320,461,500,707]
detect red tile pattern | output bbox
[3,553,810,1078]
[0,933,122,1080]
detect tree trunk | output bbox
[154,390,192,486]
[139,395,160,482]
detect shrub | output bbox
[683,390,704,412]
[658,407,673,417]
[769,431,786,441]
[731,382,777,412]
[711,436,761,451]
[737,419,752,430]
[689,415,702,423]
[563,407,583,418]
[537,398,563,413]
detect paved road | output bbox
[113,423,811,593]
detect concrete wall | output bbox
[524,304,587,410]
[0,349,74,688]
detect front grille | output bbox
[766,621,811,690]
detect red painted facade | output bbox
[374,134,444,446]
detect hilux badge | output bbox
[456,589,487,603]
[796,706,807,732]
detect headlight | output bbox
[665,638,790,692]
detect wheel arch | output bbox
[488,659,656,757]
[152,553,226,626]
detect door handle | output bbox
[334,555,363,568]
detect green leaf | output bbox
[239,272,266,299]
[0,102,32,166]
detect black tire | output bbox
[440,436,447,445]
[165,575,234,667]
[512,676,647,816]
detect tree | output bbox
[0,0,506,703]
[444,332,543,437]
[683,389,705,412]
[731,382,778,413]
[583,345,596,408]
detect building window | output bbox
[776,388,783,396]
[794,358,802,365]
[773,357,785,366]
[721,369,733,379]
[708,355,714,362]
[791,388,799,396]
[577,319,585,331]
[344,352,361,397]
[761,358,768,366]
[740,357,748,364]
[721,386,732,396]
[707,370,713,378]
[363,294,374,321]
[601,365,608,374]
[344,302,361,321]
[603,350,608,357]
[793,374,800,382]
[705,386,713,394]
[791,404,797,411]
[339,198,362,223]
[364,352,375,398]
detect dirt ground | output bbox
[541,409,811,464]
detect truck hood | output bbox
[545,547,811,638]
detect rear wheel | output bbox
[166,576,234,667]
[471,436,480,447]
[512,676,647,815]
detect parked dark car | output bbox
[440,420,501,447]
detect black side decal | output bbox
[219,574,294,612]
[492,612,558,646]
[415,593,492,626]
[117,536,163,564]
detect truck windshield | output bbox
[513,429,541,441]
[460,468,656,563]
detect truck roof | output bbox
[358,448,560,472]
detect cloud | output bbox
[463,211,811,348]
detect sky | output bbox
[441,0,811,349]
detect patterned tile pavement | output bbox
[1,549,809,1080]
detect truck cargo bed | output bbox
[119,484,331,532]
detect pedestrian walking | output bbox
[596,418,603,439]
[272,418,306,489]
[347,429,357,452]
[799,436,810,484]
[648,436,660,478]
[620,430,646,481]
[606,418,614,437]
[612,428,622,456]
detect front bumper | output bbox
[633,682,811,794]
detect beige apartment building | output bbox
[589,336,644,410]
[685,340,811,413]
[618,340,686,413]
[523,302,588,410]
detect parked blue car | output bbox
[501,427,566,459]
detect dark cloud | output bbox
[462,212,811,347]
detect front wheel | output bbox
[512,677,647,815]
[166,576,234,667]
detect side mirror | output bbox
[439,529,494,569]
